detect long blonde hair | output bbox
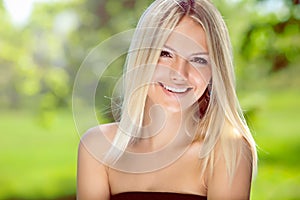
[105,0,257,181]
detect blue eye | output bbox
[191,57,208,65]
[160,50,172,58]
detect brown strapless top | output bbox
[110,191,207,200]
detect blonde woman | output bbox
[77,0,257,199]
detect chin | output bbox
[160,101,196,114]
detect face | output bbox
[147,16,212,113]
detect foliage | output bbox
[1,0,299,119]
[240,0,300,73]
[0,0,299,199]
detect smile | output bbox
[158,82,192,94]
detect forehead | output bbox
[164,16,208,55]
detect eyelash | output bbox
[160,50,208,65]
[160,50,172,58]
[191,57,208,65]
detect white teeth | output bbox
[165,85,187,93]
[159,83,191,93]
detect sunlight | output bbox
[3,0,34,27]
[3,0,58,27]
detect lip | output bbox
[158,82,193,95]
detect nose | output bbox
[170,56,188,83]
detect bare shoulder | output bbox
[207,131,254,199]
[81,122,118,143]
[77,123,118,200]
[79,123,118,160]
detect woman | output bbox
[77,0,257,199]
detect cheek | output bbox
[147,83,160,103]
[151,64,170,82]
[191,67,212,87]
[147,84,156,96]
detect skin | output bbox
[77,16,253,200]
[147,15,211,114]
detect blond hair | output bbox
[105,0,257,181]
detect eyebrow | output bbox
[163,45,209,56]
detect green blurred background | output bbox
[0,0,299,199]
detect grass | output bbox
[0,68,299,199]
[0,109,79,199]
[242,64,300,199]
[250,89,300,200]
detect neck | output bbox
[139,100,198,151]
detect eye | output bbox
[191,57,208,65]
[160,50,173,58]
